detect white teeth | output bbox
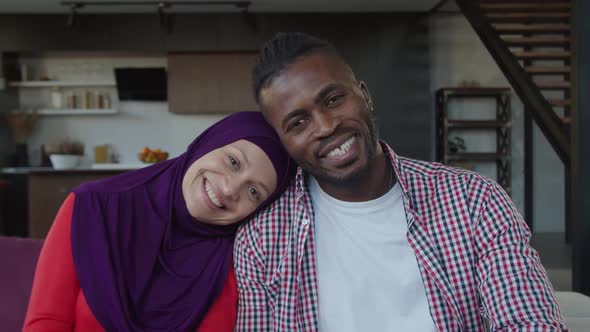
[205,179,223,208]
[327,137,356,158]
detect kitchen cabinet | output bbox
[27,170,126,238]
[167,52,258,114]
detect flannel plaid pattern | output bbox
[234,143,567,331]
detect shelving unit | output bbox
[9,80,117,115]
[435,87,512,194]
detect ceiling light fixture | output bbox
[66,2,84,28]
[61,1,251,30]
[157,2,171,32]
[60,1,251,11]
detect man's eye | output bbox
[288,119,306,132]
[248,186,260,200]
[228,155,240,170]
[327,94,343,106]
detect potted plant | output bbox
[45,138,85,170]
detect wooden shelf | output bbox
[481,3,572,12]
[535,80,571,90]
[37,109,118,115]
[446,153,511,162]
[492,23,571,34]
[440,87,511,98]
[524,66,571,75]
[549,99,571,107]
[486,12,570,22]
[502,36,570,47]
[9,81,116,88]
[513,51,571,60]
[447,120,511,129]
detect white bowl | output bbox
[49,154,81,170]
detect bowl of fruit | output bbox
[138,147,169,164]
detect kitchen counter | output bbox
[1,163,146,175]
[0,165,147,238]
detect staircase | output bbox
[455,0,574,164]
[454,0,576,238]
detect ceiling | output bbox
[0,0,444,14]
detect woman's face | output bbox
[182,139,278,225]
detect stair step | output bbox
[492,23,571,33]
[486,12,570,23]
[502,36,570,46]
[562,116,572,125]
[525,66,571,74]
[479,0,572,2]
[481,3,572,12]
[513,50,571,59]
[549,99,571,107]
[536,80,571,89]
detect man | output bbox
[234,32,566,331]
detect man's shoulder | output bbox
[397,156,495,189]
[237,180,299,238]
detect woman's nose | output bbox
[220,174,243,201]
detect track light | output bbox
[157,2,172,32]
[61,1,251,11]
[61,1,251,31]
[66,3,84,28]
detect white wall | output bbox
[429,13,565,233]
[17,53,225,166]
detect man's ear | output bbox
[358,81,373,111]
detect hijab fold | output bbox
[71,111,291,331]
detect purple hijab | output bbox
[71,111,292,332]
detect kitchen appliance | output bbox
[114,67,167,101]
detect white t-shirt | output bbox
[309,176,436,332]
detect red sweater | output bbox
[24,193,237,332]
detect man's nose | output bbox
[314,111,340,138]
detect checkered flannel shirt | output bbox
[234,142,567,331]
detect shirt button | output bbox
[302,218,309,226]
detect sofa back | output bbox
[0,236,43,332]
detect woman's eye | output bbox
[228,155,240,170]
[248,186,260,200]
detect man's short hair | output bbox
[252,32,340,105]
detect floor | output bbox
[530,232,572,291]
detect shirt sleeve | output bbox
[474,182,568,331]
[23,193,80,332]
[233,222,273,332]
[196,266,238,332]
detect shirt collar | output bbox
[294,140,421,222]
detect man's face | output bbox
[259,53,379,185]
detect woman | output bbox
[24,111,292,332]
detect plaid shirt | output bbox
[234,143,567,331]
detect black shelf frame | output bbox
[435,87,512,194]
